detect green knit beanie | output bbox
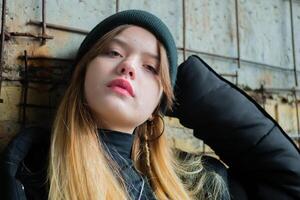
[75,9,178,113]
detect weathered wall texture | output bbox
[0,0,299,153]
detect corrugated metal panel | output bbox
[239,62,296,88]
[119,0,183,48]
[185,0,237,58]
[239,0,293,69]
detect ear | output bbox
[152,101,162,117]
[148,115,154,121]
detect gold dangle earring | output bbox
[146,114,165,142]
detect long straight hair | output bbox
[48,25,228,200]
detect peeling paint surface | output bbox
[186,0,237,57]
[119,0,183,47]
[239,0,293,69]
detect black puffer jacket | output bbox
[1,55,300,200]
[0,127,162,200]
[169,55,300,199]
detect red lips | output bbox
[107,78,135,97]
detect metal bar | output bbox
[18,55,73,62]
[28,20,89,35]
[260,84,266,109]
[182,0,186,61]
[22,50,28,128]
[2,77,67,85]
[177,47,299,73]
[22,65,67,70]
[221,72,238,85]
[234,0,241,68]
[219,73,238,77]
[239,58,295,72]
[116,0,119,13]
[27,80,67,85]
[19,103,54,109]
[256,87,300,93]
[42,0,47,45]
[0,0,7,103]
[235,70,239,85]
[289,0,298,86]
[177,47,235,62]
[274,103,279,121]
[6,31,53,39]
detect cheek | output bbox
[85,67,98,96]
[84,62,107,105]
[138,79,163,112]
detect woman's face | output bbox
[84,26,163,134]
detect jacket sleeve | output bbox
[0,126,50,200]
[168,55,300,199]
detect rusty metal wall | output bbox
[0,0,299,153]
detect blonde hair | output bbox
[48,25,228,200]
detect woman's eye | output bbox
[107,50,122,57]
[144,64,158,74]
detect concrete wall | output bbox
[0,0,299,153]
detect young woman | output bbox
[1,10,300,200]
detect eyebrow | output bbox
[110,38,160,61]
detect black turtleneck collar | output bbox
[98,129,135,161]
[97,129,157,199]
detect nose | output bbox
[116,59,136,79]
